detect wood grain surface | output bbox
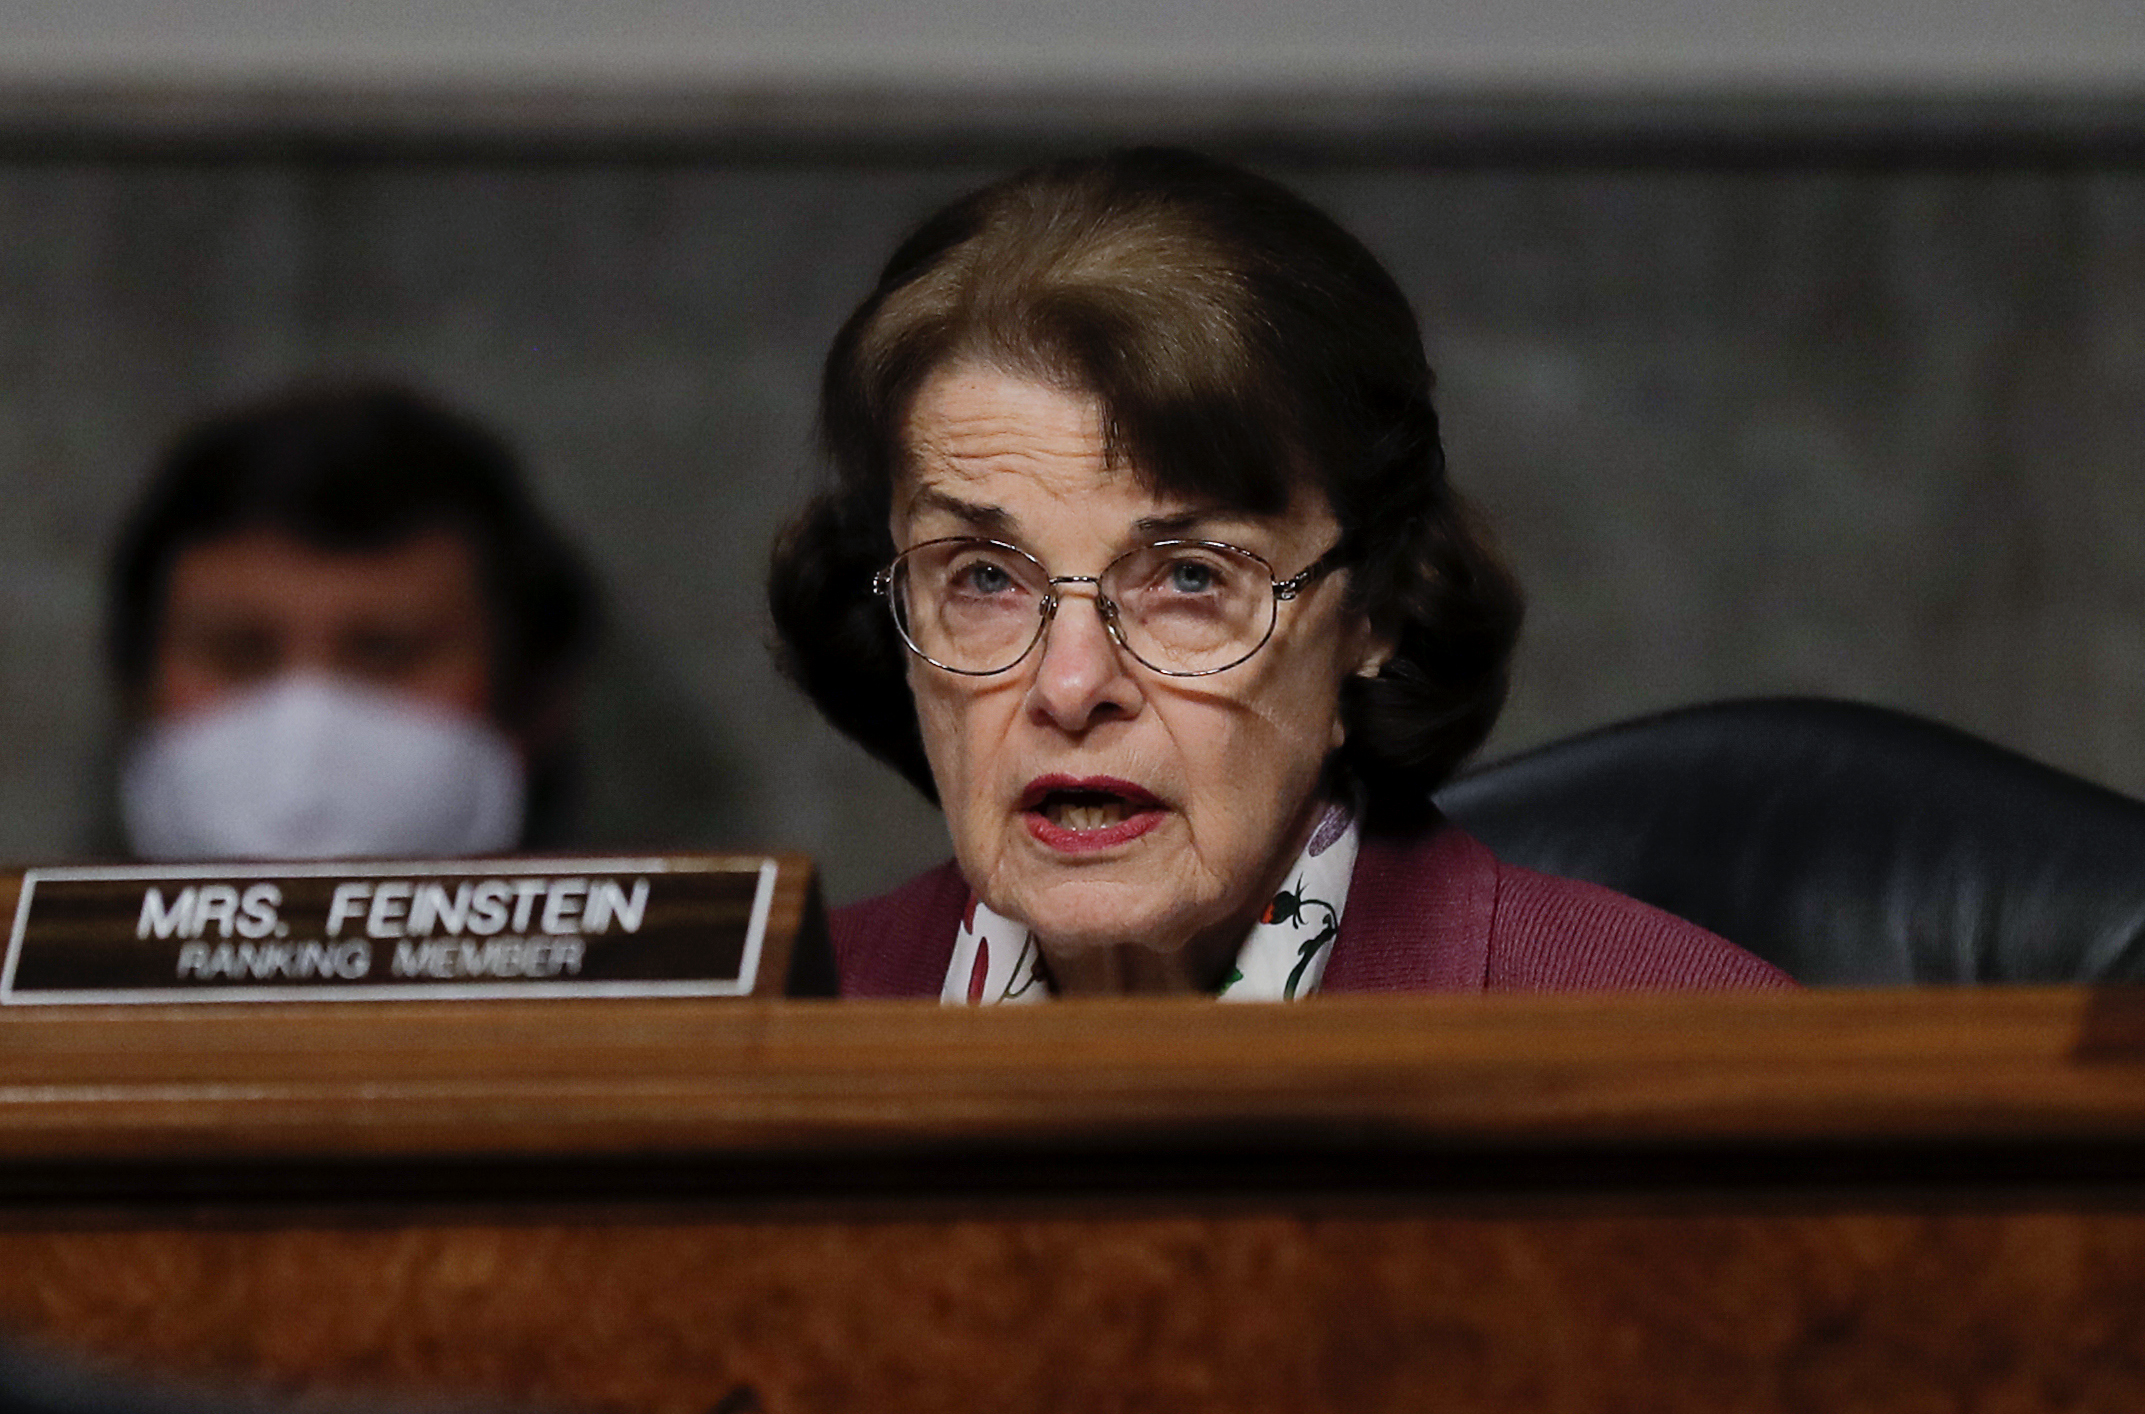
[7,855,2145,1411]
[0,987,2143,1167]
[8,1210,2145,1414]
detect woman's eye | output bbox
[954,560,1019,595]
[1165,560,1219,594]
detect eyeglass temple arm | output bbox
[1274,554,1333,602]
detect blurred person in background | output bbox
[106,382,599,860]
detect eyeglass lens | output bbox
[890,540,1280,676]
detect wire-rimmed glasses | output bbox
[873,536,1337,677]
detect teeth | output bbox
[1047,799,1129,830]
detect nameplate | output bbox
[2,856,800,1004]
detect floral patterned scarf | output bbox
[939,799,1361,1004]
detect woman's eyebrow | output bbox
[906,486,1016,536]
[1134,508,1271,539]
[1133,510,1211,536]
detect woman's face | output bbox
[892,363,1383,992]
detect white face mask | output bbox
[122,675,526,861]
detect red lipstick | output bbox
[1019,774,1167,853]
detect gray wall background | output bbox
[1,99,2141,903]
[4,0,2142,87]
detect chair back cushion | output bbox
[1435,698,2145,984]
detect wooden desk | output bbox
[4,987,2145,1412]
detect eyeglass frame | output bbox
[871,535,1340,678]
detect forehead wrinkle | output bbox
[901,362,1108,484]
[896,365,1321,563]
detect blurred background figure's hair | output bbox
[107,381,600,733]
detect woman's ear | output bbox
[1332,619,1393,750]
[1351,617,1397,680]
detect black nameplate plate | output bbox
[3,857,782,1004]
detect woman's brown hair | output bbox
[769,146,1522,826]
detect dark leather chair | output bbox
[1434,698,2145,985]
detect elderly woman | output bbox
[770,148,1787,1000]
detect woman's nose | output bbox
[1024,589,1141,732]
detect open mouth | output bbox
[1041,790,1135,832]
[1019,776,1166,849]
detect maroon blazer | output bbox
[831,819,1793,997]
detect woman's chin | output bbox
[1023,894,1253,994]
[970,827,1240,962]
[1004,879,1215,961]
